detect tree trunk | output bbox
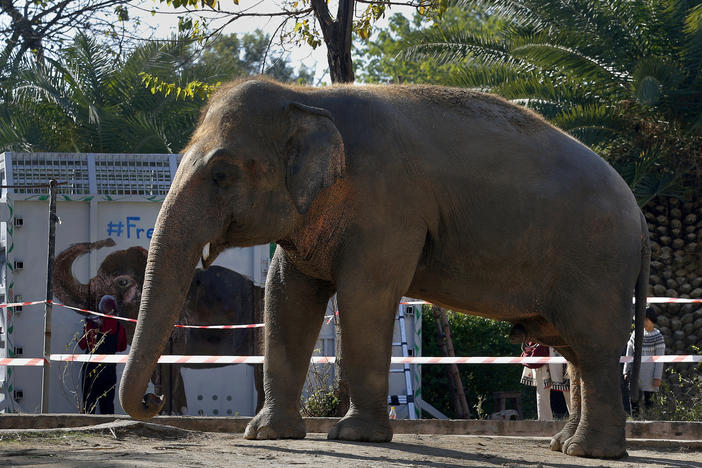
[0,0,45,66]
[311,0,355,84]
[432,306,471,418]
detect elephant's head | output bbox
[119,78,345,420]
[53,238,148,341]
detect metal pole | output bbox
[41,179,58,413]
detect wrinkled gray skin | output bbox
[155,265,265,414]
[119,78,649,459]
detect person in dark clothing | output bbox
[79,295,127,414]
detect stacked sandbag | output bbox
[644,196,702,378]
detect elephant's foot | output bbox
[549,415,579,452]
[561,425,627,459]
[327,414,392,442]
[244,407,305,440]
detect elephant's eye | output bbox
[118,279,129,287]
[212,171,227,185]
[209,158,238,188]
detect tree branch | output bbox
[0,0,45,63]
[310,0,334,33]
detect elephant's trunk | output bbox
[52,239,115,308]
[119,212,203,420]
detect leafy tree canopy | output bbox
[0,29,311,153]
[401,0,702,201]
[0,0,140,73]
[151,0,451,83]
[356,5,502,84]
[192,30,314,83]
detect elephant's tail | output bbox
[630,210,651,402]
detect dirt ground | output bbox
[0,421,699,468]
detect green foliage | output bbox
[638,365,702,421]
[140,73,220,100]
[301,385,341,417]
[400,0,702,198]
[421,308,534,418]
[195,30,314,83]
[0,29,311,153]
[300,359,340,417]
[356,6,503,84]
[143,31,314,101]
[0,33,203,153]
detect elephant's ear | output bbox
[285,102,345,214]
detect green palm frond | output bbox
[455,0,547,30]
[631,57,685,107]
[457,67,580,104]
[47,33,118,114]
[510,43,628,89]
[613,150,684,206]
[682,2,702,76]
[404,0,702,188]
[451,62,524,90]
[0,107,41,151]
[402,27,514,67]
[551,103,626,145]
[14,60,79,120]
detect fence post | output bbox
[41,179,58,413]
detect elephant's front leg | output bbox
[244,250,333,440]
[326,287,400,442]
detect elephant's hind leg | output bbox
[550,363,580,452]
[561,356,627,458]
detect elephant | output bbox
[54,238,146,342]
[53,240,264,414]
[119,77,648,459]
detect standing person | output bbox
[520,342,552,421]
[623,306,665,417]
[79,295,127,414]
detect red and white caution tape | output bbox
[49,301,136,323]
[2,354,700,366]
[401,299,702,305]
[176,323,264,330]
[48,354,266,364]
[50,301,265,329]
[0,358,46,366]
[0,300,46,309]
[390,355,702,364]
[646,297,702,304]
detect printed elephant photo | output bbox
[53,239,264,414]
[119,78,648,459]
[54,238,146,342]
